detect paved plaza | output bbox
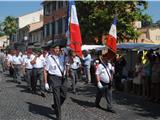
[0,72,160,120]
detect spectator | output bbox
[82,50,92,84]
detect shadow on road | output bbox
[113,91,160,119]
[75,84,96,97]
[70,97,95,108]
[26,102,56,120]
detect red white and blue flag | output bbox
[106,17,117,53]
[66,0,82,57]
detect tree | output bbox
[76,1,150,44]
[141,14,153,27]
[155,20,160,27]
[0,22,5,37]
[3,16,18,40]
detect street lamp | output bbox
[24,36,28,51]
[24,36,28,41]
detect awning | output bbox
[117,43,160,51]
[81,45,106,51]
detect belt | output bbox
[26,68,32,70]
[33,68,43,69]
[71,68,78,70]
[49,74,63,78]
[13,64,21,66]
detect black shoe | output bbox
[17,82,21,84]
[107,109,116,113]
[32,90,37,94]
[95,104,101,109]
[27,87,32,91]
[41,92,46,97]
[73,91,77,95]
[51,104,55,110]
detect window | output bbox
[49,22,52,36]
[62,17,66,34]
[52,22,55,35]
[51,1,56,12]
[58,18,63,34]
[44,25,47,37]
[63,1,67,7]
[55,20,58,34]
[46,23,50,36]
[44,3,51,16]
[58,1,63,9]
[156,36,160,40]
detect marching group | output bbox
[0,43,116,120]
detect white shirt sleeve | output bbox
[45,56,50,71]
[95,64,102,75]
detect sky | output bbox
[0,1,42,22]
[145,1,160,23]
[0,1,159,23]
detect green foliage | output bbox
[155,20,160,27]
[3,16,18,37]
[0,22,5,37]
[141,14,153,27]
[76,1,150,44]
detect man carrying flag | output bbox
[44,1,82,120]
[95,17,117,113]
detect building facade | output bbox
[28,21,43,48]
[0,35,9,50]
[14,9,43,51]
[137,27,160,44]
[42,1,67,46]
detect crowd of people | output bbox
[2,44,159,119]
[0,44,116,120]
[132,50,160,103]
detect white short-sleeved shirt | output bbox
[96,63,114,84]
[24,56,34,69]
[33,54,45,68]
[45,54,65,77]
[21,54,27,64]
[70,56,81,69]
[83,54,92,66]
[7,54,12,62]
[11,55,22,65]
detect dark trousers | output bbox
[49,75,67,120]
[32,68,44,92]
[70,69,78,93]
[95,82,112,110]
[9,66,14,77]
[25,69,32,89]
[13,64,21,82]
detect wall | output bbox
[18,9,43,29]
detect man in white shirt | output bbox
[95,55,116,113]
[11,50,22,84]
[69,50,81,94]
[31,49,45,97]
[21,51,27,81]
[0,49,5,72]
[24,50,34,90]
[44,43,67,120]
[7,50,14,77]
[82,50,92,83]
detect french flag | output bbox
[106,17,117,53]
[67,0,82,57]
